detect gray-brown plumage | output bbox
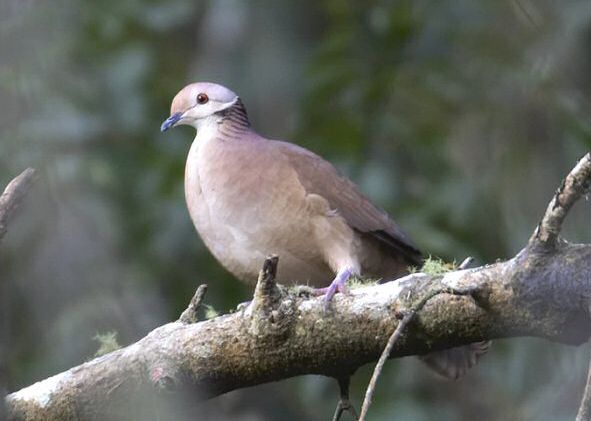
[161,82,487,379]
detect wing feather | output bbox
[274,140,423,266]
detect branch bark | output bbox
[4,155,591,420]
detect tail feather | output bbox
[419,341,491,380]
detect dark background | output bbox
[1,0,591,419]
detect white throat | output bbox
[194,113,222,134]
[186,116,221,173]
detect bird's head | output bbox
[160,82,239,132]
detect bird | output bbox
[161,81,489,379]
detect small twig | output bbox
[532,153,591,248]
[458,257,474,270]
[332,376,358,421]
[576,347,591,420]
[178,284,208,324]
[249,255,285,339]
[256,255,279,294]
[0,168,36,241]
[358,286,476,421]
[358,311,413,421]
[251,255,280,314]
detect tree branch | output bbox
[6,243,591,420]
[4,155,591,420]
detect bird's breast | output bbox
[184,135,332,284]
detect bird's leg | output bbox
[331,376,358,421]
[315,267,353,302]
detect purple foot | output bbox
[314,267,353,304]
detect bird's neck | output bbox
[194,98,252,148]
[185,100,253,199]
[217,98,251,136]
[194,99,253,144]
[189,100,252,160]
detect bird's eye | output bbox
[197,93,209,104]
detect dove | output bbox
[161,82,488,379]
[160,82,422,295]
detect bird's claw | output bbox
[318,280,349,302]
[312,267,354,309]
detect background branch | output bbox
[0,169,36,421]
[0,168,36,241]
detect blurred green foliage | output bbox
[1,0,591,420]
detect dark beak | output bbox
[160,112,183,132]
